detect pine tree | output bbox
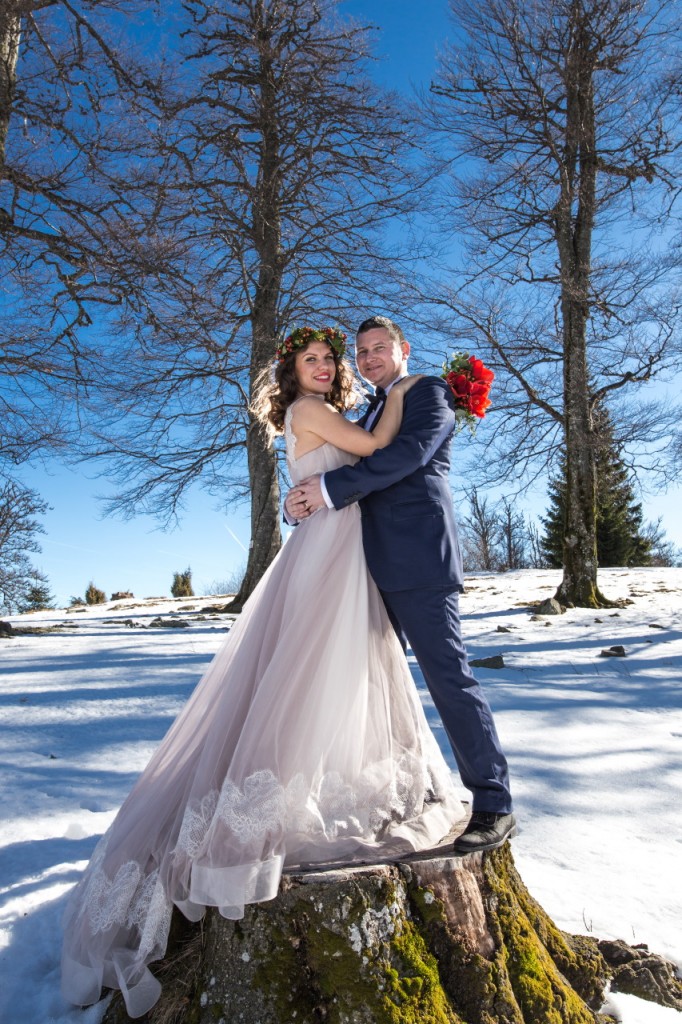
[17,574,55,613]
[540,475,566,569]
[542,407,654,568]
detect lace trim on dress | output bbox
[74,832,172,961]
[131,871,174,959]
[173,757,448,861]
[85,845,141,935]
[74,754,451,957]
[284,405,298,466]
[214,770,288,843]
[176,790,219,858]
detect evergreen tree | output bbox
[542,407,654,568]
[541,476,566,570]
[171,568,194,599]
[17,574,54,613]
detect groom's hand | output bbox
[291,475,325,514]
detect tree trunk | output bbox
[556,345,602,607]
[225,11,283,611]
[0,4,21,173]
[102,842,624,1024]
[553,6,610,609]
[227,411,281,612]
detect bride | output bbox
[61,326,463,1018]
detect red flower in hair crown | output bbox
[441,352,494,431]
[276,326,347,362]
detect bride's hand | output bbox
[390,374,424,398]
[285,488,312,520]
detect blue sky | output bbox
[13,0,682,607]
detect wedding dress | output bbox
[61,403,463,1018]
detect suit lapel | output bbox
[359,393,387,431]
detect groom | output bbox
[286,315,515,853]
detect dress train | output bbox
[61,407,463,1017]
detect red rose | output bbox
[469,357,494,384]
[442,351,493,428]
[468,382,491,415]
[446,372,470,398]
[470,381,490,400]
[470,395,492,417]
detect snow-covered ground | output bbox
[0,567,680,1024]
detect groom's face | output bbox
[355,328,410,390]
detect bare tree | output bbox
[459,488,503,571]
[640,517,682,566]
[3,2,413,605]
[423,0,682,606]
[498,498,527,570]
[0,480,49,612]
[85,0,416,606]
[525,520,551,570]
[0,2,187,471]
[459,489,530,570]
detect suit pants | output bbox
[380,585,513,814]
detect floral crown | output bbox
[276,326,347,363]
[441,351,494,432]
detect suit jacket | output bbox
[324,376,464,592]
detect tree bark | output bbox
[0,4,20,175]
[227,414,281,612]
[225,9,283,610]
[103,843,625,1024]
[553,4,609,609]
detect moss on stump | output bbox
[104,844,621,1024]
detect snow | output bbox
[1,568,680,1023]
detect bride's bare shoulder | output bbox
[289,395,336,424]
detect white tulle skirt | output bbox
[61,446,463,1018]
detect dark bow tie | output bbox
[364,387,387,410]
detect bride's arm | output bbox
[292,380,420,457]
[291,397,383,457]
[369,376,422,447]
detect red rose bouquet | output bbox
[441,352,494,431]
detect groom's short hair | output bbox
[356,316,405,343]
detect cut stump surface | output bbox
[103,837,622,1024]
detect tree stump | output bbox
[102,839,634,1024]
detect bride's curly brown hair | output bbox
[252,339,358,437]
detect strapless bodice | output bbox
[284,404,358,485]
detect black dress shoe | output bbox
[453,811,517,853]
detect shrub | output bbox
[85,582,106,605]
[171,567,194,598]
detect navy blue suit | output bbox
[324,376,512,814]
